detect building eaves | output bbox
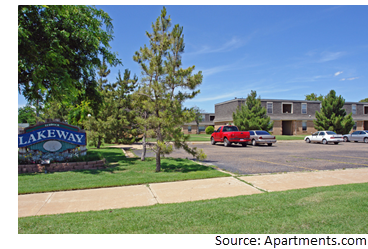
[214,98,323,106]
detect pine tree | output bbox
[104,69,139,144]
[232,90,273,131]
[84,60,111,148]
[133,7,206,172]
[84,64,139,148]
[131,89,152,161]
[314,90,354,134]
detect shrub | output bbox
[18,150,103,165]
[205,126,215,134]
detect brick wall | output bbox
[18,159,106,174]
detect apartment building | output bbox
[182,113,215,134]
[212,98,368,135]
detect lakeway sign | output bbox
[18,127,86,147]
[18,120,87,156]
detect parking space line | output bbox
[247,158,317,171]
[292,156,368,167]
[330,155,368,160]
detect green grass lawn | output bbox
[275,135,307,140]
[18,182,368,234]
[18,147,228,194]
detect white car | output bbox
[304,131,344,145]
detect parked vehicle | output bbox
[343,130,368,143]
[211,126,250,147]
[248,130,277,146]
[304,131,344,144]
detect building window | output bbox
[188,126,191,132]
[353,122,357,131]
[198,126,206,132]
[210,116,215,121]
[302,121,307,131]
[201,114,206,121]
[301,103,307,114]
[282,103,293,113]
[352,105,356,115]
[267,102,273,114]
[365,106,368,115]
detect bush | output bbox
[205,126,215,134]
[18,150,104,165]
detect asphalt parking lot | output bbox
[134,141,368,175]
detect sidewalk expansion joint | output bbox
[35,192,54,216]
[146,184,159,205]
[233,176,268,193]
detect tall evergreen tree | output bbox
[233,90,273,131]
[83,61,111,148]
[131,89,152,161]
[83,63,139,148]
[314,90,354,134]
[133,7,206,172]
[104,69,139,144]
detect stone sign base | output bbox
[18,159,106,174]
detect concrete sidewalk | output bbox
[18,167,368,218]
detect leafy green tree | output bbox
[133,7,206,172]
[314,90,354,134]
[305,93,324,101]
[233,90,273,131]
[18,5,121,105]
[205,126,215,135]
[192,106,205,134]
[359,98,368,103]
[18,105,37,126]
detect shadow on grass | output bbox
[161,158,215,173]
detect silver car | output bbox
[343,130,368,143]
[248,130,277,146]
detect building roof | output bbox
[215,98,368,106]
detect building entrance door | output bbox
[364,121,368,130]
[282,121,293,135]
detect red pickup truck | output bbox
[211,125,251,147]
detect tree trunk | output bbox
[196,120,200,134]
[155,126,162,172]
[141,133,146,161]
[155,147,161,172]
[97,138,101,149]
